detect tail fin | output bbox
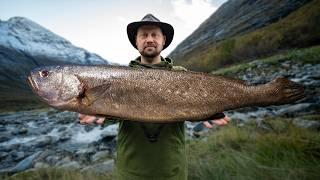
[270,77,305,105]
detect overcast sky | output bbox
[0,0,227,65]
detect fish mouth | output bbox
[27,76,39,92]
[26,75,69,108]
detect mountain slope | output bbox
[168,0,315,72]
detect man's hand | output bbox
[203,115,230,128]
[78,114,105,124]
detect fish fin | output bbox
[74,74,112,106]
[84,83,112,106]
[74,74,85,84]
[270,77,305,105]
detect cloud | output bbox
[171,0,217,29]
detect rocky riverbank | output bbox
[0,109,117,176]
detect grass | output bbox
[4,168,114,180]
[187,118,320,180]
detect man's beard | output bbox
[140,47,161,58]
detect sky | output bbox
[0,0,227,65]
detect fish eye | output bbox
[39,70,49,77]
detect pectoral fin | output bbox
[74,74,112,106]
[83,83,112,106]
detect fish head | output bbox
[27,66,83,109]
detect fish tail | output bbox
[268,77,305,105]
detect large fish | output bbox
[27,65,305,123]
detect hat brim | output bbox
[127,21,174,50]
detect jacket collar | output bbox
[129,56,173,69]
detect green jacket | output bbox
[116,57,187,180]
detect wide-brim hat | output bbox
[127,14,174,50]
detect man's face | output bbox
[136,25,166,58]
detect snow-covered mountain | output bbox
[0,17,108,105]
[0,17,108,65]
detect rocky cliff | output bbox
[168,0,313,71]
[0,17,108,106]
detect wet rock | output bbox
[91,151,110,162]
[10,128,20,135]
[229,112,252,122]
[59,132,71,142]
[8,144,21,151]
[193,129,210,138]
[45,155,61,165]
[37,126,55,135]
[56,117,73,124]
[34,150,55,162]
[55,156,71,167]
[251,76,267,84]
[59,161,81,170]
[81,159,114,174]
[0,145,11,153]
[275,103,317,117]
[12,151,25,161]
[29,136,53,148]
[18,127,28,134]
[98,144,110,151]
[0,151,41,175]
[76,147,96,156]
[0,134,10,142]
[0,152,9,159]
[0,119,20,125]
[60,143,84,153]
[100,123,119,138]
[84,125,96,132]
[192,122,206,132]
[57,126,67,132]
[34,162,50,169]
[0,126,6,131]
[75,147,96,163]
[55,156,72,166]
